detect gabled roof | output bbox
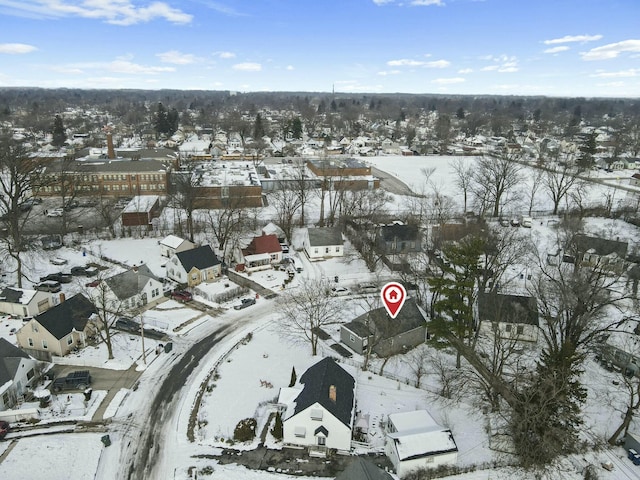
[335,458,394,480]
[477,292,539,326]
[573,234,628,258]
[244,233,282,256]
[175,245,220,271]
[293,357,355,427]
[306,227,343,247]
[0,287,37,305]
[160,234,190,249]
[347,298,426,339]
[104,264,161,300]
[379,223,420,242]
[34,294,96,340]
[0,338,31,388]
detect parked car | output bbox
[234,298,256,310]
[40,272,72,284]
[331,286,350,296]
[35,280,62,293]
[0,420,9,440]
[41,235,62,250]
[46,208,64,217]
[115,317,140,332]
[521,216,533,228]
[171,290,193,302]
[358,283,378,293]
[85,280,100,288]
[71,266,88,276]
[51,370,92,393]
[50,257,68,266]
[510,218,520,227]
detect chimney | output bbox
[329,385,336,402]
[132,266,139,273]
[106,132,116,160]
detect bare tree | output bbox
[170,171,199,242]
[205,199,248,264]
[544,163,581,216]
[472,153,523,217]
[269,187,301,243]
[451,157,474,215]
[277,278,342,355]
[0,133,49,287]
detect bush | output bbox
[233,417,258,442]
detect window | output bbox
[1,393,8,407]
[504,324,512,333]
[67,336,74,345]
[28,338,34,347]
[311,409,323,420]
[314,248,318,254]
[31,324,38,333]
[516,325,524,335]
[335,247,340,253]
[325,248,330,254]
[317,436,326,446]
[349,335,355,343]
[26,369,34,380]
[42,340,48,349]
[294,426,306,438]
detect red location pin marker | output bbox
[381,282,407,319]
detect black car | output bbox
[0,420,9,440]
[40,272,72,283]
[70,266,87,276]
[52,370,92,393]
[234,298,256,310]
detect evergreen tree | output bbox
[167,107,179,136]
[153,102,169,137]
[270,412,283,440]
[253,113,265,139]
[288,366,297,387]
[456,107,465,120]
[291,117,303,139]
[576,132,597,171]
[52,114,66,148]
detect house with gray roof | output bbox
[98,264,164,311]
[570,234,628,273]
[16,294,98,361]
[167,244,221,287]
[278,357,355,453]
[341,298,428,357]
[303,227,344,261]
[0,287,54,318]
[0,339,41,411]
[477,292,540,343]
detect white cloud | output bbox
[457,68,473,74]
[544,34,602,45]
[0,0,192,25]
[544,46,570,54]
[387,58,449,68]
[215,51,236,59]
[387,59,425,66]
[156,50,197,65]
[377,70,401,76]
[581,39,640,61]
[232,62,262,72]
[286,65,294,71]
[431,77,464,85]
[425,59,450,68]
[65,59,174,75]
[411,0,444,5]
[590,69,639,78]
[0,43,37,54]
[480,55,518,73]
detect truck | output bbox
[51,370,92,393]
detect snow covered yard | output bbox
[0,433,105,480]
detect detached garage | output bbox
[121,195,161,227]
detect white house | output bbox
[166,244,221,287]
[279,357,355,453]
[303,227,344,261]
[476,292,540,343]
[96,264,164,311]
[385,410,458,477]
[159,235,195,258]
[0,287,54,318]
[0,339,41,411]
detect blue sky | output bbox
[0,0,638,97]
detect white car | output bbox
[46,208,64,217]
[330,286,350,297]
[50,257,68,266]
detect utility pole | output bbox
[140,315,147,365]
